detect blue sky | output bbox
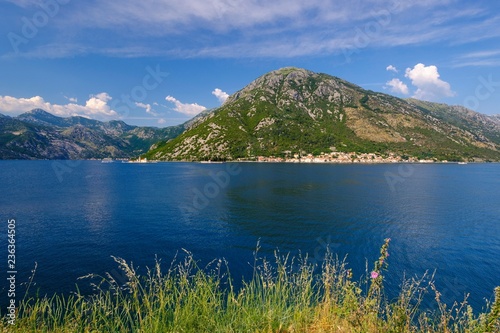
[0,0,499,127]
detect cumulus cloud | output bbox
[386,65,398,73]
[165,96,207,116]
[83,93,113,114]
[405,63,455,101]
[212,88,229,104]
[385,78,409,95]
[0,93,118,119]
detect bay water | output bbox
[1,161,499,311]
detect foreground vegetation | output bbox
[2,240,499,332]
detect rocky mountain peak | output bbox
[225,67,348,106]
[145,67,500,162]
[17,108,68,127]
[19,108,59,119]
[26,108,51,115]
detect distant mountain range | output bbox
[144,67,500,162]
[0,109,184,159]
[2,68,500,161]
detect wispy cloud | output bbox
[452,49,500,68]
[460,50,500,59]
[3,0,43,8]
[3,0,497,59]
[64,96,78,103]
[448,15,500,45]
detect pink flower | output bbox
[370,271,379,279]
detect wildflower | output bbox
[370,271,379,279]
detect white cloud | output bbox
[452,59,500,68]
[0,93,118,119]
[452,49,500,68]
[135,102,159,116]
[83,93,113,114]
[386,65,398,73]
[12,1,497,59]
[405,63,455,101]
[158,118,166,125]
[4,0,42,8]
[460,50,500,59]
[212,88,229,104]
[165,96,206,116]
[385,78,409,95]
[135,102,151,113]
[64,96,78,103]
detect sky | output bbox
[0,0,499,127]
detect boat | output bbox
[101,158,114,163]
[458,162,468,165]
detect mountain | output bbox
[0,110,184,159]
[405,100,500,146]
[144,67,500,162]
[17,109,74,127]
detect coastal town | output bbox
[246,152,437,163]
[122,152,458,163]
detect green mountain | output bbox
[144,67,500,162]
[0,109,184,159]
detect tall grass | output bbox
[1,239,499,332]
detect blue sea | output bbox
[0,161,499,311]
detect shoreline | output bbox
[1,159,498,164]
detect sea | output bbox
[0,161,499,311]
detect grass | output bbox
[1,239,499,332]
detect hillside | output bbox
[0,109,184,159]
[144,67,500,162]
